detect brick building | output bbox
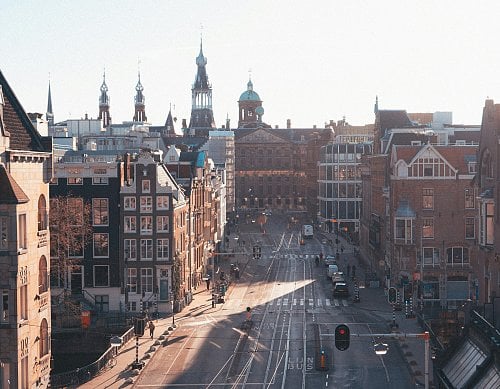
[0,70,53,388]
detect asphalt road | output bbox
[133,213,414,388]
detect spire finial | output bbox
[374,95,379,114]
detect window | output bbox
[68,234,83,257]
[140,216,153,234]
[157,216,169,232]
[422,218,434,239]
[465,217,475,239]
[142,180,150,193]
[20,285,27,320]
[422,247,440,265]
[447,247,469,265]
[140,196,152,212]
[480,201,494,246]
[465,188,475,209]
[67,177,83,185]
[124,216,136,233]
[395,218,413,243]
[468,162,477,174]
[1,290,8,323]
[95,295,109,312]
[140,239,153,260]
[38,195,47,231]
[124,239,136,260]
[38,256,48,294]
[157,196,169,210]
[127,268,137,293]
[18,214,27,250]
[124,196,136,210]
[141,268,153,293]
[92,198,109,226]
[157,239,169,260]
[0,216,7,250]
[422,189,434,210]
[67,198,84,225]
[94,265,109,287]
[92,177,109,185]
[40,318,49,357]
[93,233,109,257]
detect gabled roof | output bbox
[0,70,48,152]
[392,144,477,174]
[179,151,206,168]
[377,110,414,130]
[0,164,29,204]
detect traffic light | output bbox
[335,324,350,351]
[388,287,397,304]
[134,317,146,336]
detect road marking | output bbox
[269,300,274,306]
[293,299,297,305]
[277,298,282,306]
[300,299,304,305]
[308,298,314,306]
[283,298,289,306]
[325,299,331,306]
[334,299,340,307]
[317,299,322,306]
[342,300,349,306]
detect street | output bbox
[133,213,415,388]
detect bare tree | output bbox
[49,195,93,290]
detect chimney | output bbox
[182,119,187,128]
[286,119,291,129]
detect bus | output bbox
[302,224,313,239]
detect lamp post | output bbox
[170,292,176,328]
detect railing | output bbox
[50,326,134,388]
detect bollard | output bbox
[353,282,360,303]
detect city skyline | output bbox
[2,0,500,129]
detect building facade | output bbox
[0,70,53,388]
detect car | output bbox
[327,265,339,277]
[324,255,336,266]
[331,272,345,285]
[333,282,349,298]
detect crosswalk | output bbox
[275,254,320,260]
[266,297,349,308]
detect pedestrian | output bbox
[149,320,155,339]
[206,278,211,291]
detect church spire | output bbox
[46,78,54,127]
[98,70,111,127]
[189,38,215,131]
[164,103,176,137]
[133,70,147,122]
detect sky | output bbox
[2,0,500,130]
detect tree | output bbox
[49,195,93,290]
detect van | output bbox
[327,264,339,277]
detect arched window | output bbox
[38,195,47,231]
[38,256,48,294]
[40,318,49,357]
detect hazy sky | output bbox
[2,0,500,129]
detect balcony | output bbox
[37,230,48,248]
[38,293,49,312]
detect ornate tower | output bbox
[133,71,147,122]
[238,78,263,127]
[189,39,215,130]
[46,80,54,127]
[98,71,111,127]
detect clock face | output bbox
[255,106,264,116]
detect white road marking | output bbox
[308,298,314,306]
[334,299,340,307]
[294,299,297,305]
[317,299,322,306]
[300,299,304,305]
[342,300,349,306]
[283,298,289,306]
[325,299,331,306]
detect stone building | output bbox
[0,70,53,388]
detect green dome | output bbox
[239,79,261,101]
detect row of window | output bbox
[124,216,169,233]
[419,247,470,265]
[395,217,476,241]
[124,195,169,212]
[124,238,170,260]
[422,188,476,210]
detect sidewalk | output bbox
[321,229,434,387]
[79,232,246,388]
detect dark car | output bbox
[324,255,336,267]
[333,282,349,298]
